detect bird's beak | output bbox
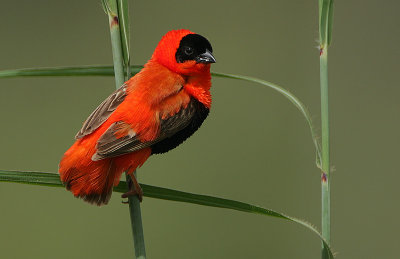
[195,49,216,64]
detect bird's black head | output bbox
[175,34,216,64]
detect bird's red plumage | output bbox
[59,29,213,205]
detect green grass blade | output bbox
[319,0,328,45]
[0,65,137,77]
[0,169,333,258]
[0,170,63,187]
[327,0,334,46]
[212,72,322,167]
[319,0,334,46]
[0,66,322,167]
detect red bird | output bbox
[59,29,216,205]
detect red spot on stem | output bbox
[111,16,119,26]
[321,173,327,182]
[319,47,324,56]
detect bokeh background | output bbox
[0,0,398,258]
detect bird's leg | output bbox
[121,169,143,202]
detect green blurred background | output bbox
[0,0,398,258]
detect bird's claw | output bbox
[121,188,143,203]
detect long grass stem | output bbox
[320,45,330,258]
[318,0,333,257]
[104,0,124,87]
[104,0,146,257]
[318,0,333,259]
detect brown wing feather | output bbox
[92,121,143,161]
[92,98,198,161]
[75,85,127,139]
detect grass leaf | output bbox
[0,66,322,167]
[0,169,333,258]
[0,65,140,78]
[319,0,334,46]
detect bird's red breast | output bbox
[59,29,216,205]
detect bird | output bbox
[59,29,216,206]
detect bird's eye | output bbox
[184,46,194,55]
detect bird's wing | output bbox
[75,85,127,139]
[91,97,199,161]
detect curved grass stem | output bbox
[0,66,322,168]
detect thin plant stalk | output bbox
[320,44,330,258]
[318,0,334,258]
[103,0,146,258]
[104,0,124,87]
[116,1,146,258]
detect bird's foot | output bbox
[121,187,143,203]
[121,172,143,203]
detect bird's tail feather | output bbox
[59,145,151,206]
[59,158,120,206]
